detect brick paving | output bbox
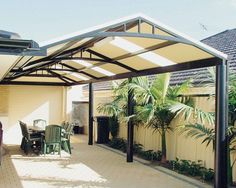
[0,135,198,188]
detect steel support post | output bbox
[88,83,94,145]
[215,60,228,188]
[127,78,134,162]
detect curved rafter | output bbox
[1,14,227,86]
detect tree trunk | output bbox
[161,128,167,163]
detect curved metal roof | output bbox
[0,14,228,86]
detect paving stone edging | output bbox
[96,143,212,188]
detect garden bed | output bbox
[105,138,215,185]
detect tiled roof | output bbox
[202,29,236,70]
[83,29,236,91]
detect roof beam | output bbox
[51,57,110,63]
[9,39,175,81]
[59,62,98,79]
[49,21,138,59]
[86,49,138,72]
[73,57,221,85]
[84,32,190,44]
[46,70,70,84]
[6,60,60,81]
[0,81,68,86]
[23,21,139,69]
[23,74,56,78]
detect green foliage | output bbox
[229,75,236,127]
[170,158,214,182]
[178,124,215,149]
[108,138,127,153]
[170,102,215,126]
[201,168,214,182]
[108,116,119,138]
[97,80,128,121]
[137,150,162,161]
[129,74,191,162]
[175,69,236,185]
[133,143,143,153]
[107,138,162,161]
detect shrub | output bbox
[138,150,154,160]
[189,160,203,176]
[109,116,119,138]
[108,138,127,152]
[107,138,162,161]
[170,158,214,182]
[201,168,214,182]
[133,143,143,154]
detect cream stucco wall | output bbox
[0,85,66,145]
[66,85,85,121]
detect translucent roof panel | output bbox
[0,14,228,86]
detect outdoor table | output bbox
[26,125,45,154]
[28,125,45,133]
[28,126,71,154]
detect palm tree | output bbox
[129,74,190,163]
[98,73,213,164]
[177,123,236,184]
[97,80,128,138]
[172,68,236,185]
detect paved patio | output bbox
[0,135,202,188]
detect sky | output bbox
[0,0,236,44]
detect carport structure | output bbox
[0,14,229,187]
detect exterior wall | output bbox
[0,85,66,145]
[66,85,90,135]
[66,85,85,121]
[72,102,89,134]
[82,90,114,141]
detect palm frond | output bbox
[150,73,170,103]
[170,102,215,125]
[128,77,153,105]
[177,123,215,149]
[97,102,122,117]
[167,80,191,100]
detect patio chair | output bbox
[33,119,47,129]
[43,125,62,156]
[61,121,69,131]
[61,123,74,154]
[19,121,42,154]
[19,121,25,150]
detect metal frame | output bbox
[127,78,134,162]
[3,57,220,86]
[3,15,224,85]
[75,58,221,85]
[88,83,94,145]
[215,60,228,187]
[0,14,229,187]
